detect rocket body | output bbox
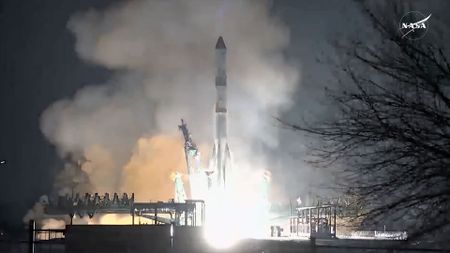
[212,36,231,189]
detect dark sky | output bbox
[0,0,441,230]
[0,0,114,228]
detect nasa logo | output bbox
[402,23,426,29]
[399,11,431,40]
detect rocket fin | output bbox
[209,144,216,171]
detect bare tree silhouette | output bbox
[282,2,450,239]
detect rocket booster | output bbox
[212,36,231,189]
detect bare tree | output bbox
[283,2,450,239]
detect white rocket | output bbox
[211,36,232,190]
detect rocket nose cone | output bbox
[215,36,226,49]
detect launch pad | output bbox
[27,36,411,253]
[46,193,205,226]
[30,36,277,252]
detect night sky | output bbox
[0,0,114,228]
[0,0,441,231]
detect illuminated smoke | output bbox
[120,135,187,201]
[40,219,66,230]
[40,0,298,203]
[23,196,49,224]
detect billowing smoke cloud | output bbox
[120,135,187,200]
[40,0,299,200]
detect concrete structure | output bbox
[58,226,443,253]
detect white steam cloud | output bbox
[40,0,299,198]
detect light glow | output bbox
[202,169,271,249]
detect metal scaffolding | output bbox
[45,193,205,226]
[289,205,337,239]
